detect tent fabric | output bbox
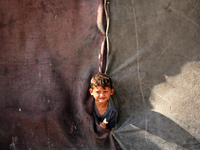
[106,0,200,149]
[0,0,120,149]
[1,0,200,149]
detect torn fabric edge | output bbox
[98,0,108,73]
[104,0,110,74]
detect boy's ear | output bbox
[111,89,114,95]
[89,88,93,95]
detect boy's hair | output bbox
[90,73,113,89]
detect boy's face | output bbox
[89,86,114,103]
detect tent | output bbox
[1,0,200,149]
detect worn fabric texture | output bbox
[0,0,120,149]
[1,0,200,150]
[106,0,200,150]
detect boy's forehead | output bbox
[93,86,111,90]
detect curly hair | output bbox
[90,73,113,89]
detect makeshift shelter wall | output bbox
[1,0,200,150]
[0,0,121,149]
[106,0,200,149]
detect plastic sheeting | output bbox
[0,0,120,149]
[106,0,200,149]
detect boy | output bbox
[89,73,117,130]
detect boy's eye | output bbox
[104,91,108,93]
[96,91,100,94]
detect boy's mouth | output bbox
[97,98,107,102]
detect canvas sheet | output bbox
[0,0,120,149]
[106,0,200,149]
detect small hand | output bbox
[100,122,106,129]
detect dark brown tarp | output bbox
[0,0,120,149]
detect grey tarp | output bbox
[0,0,121,149]
[106,0,200,150]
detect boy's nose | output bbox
[100,93,104,97]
